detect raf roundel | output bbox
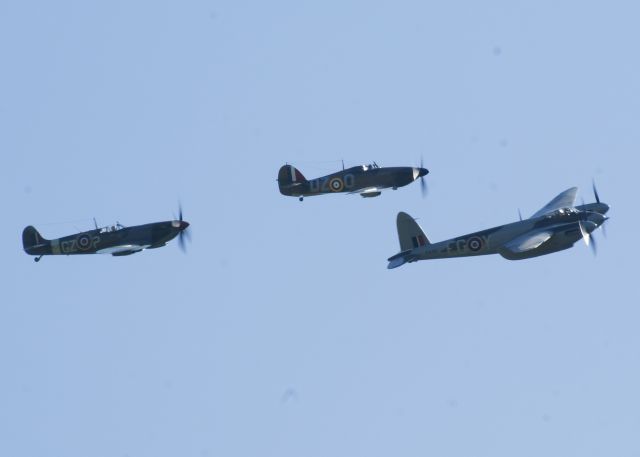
[467,236,483,252]
[329,177,344,192]
[77,234,93,251]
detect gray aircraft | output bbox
[387,185,609,268]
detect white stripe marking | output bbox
[51,239,61,255]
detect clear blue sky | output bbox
[1,1,639,456]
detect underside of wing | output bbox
[96,244,150,255]
[530,187,578,219]
[349,187,383,197]
[502,230,553,254]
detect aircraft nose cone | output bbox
[588,212,607,226]
[171,220,190,230]
[412,167,429,181]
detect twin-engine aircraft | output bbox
[387,185,609,268]
[23,210,191,262]
[277,161,429,200]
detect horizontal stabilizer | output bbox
[387,250,418,269]
[388,256,407,269]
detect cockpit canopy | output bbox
[545,207,578,218]
[361,162,379,171]
[99,223,125,233]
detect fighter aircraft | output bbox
[277,160,429,200]
[387,184,609,268]
[22,209,191,262]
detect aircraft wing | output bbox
[96,245,149,255]
[530,187,578,219]
[348,187,384,197]
[502,230,553,254]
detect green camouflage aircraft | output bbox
[23,209,191,262]
[277,161,429,201]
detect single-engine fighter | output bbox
[387,184,609,269]
[23,209,191,262]
[277,161,429,200]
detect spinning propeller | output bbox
[578,219,597,256]
[418,156,428,197]
[578,181,607,256]
[593,180,607,238]
[175,204,191,253]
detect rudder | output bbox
[277,164,307,185]
[22,226,48,252]
[277,164,308,195]
[397,212,429,251]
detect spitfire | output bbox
[23,210,191,262]
[277,161,429,201]
[387,184,609,269]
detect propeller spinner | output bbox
[418,156,429,197]
[174,204,191,253]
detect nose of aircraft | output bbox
[588,212,608,226]
[412,167,429,180]
[171,220,190,230]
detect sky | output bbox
[1,1,639,456]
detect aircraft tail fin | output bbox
[278,164,307,185]
[277,164,308,195]
[387,212,429,269]
[397,212,430,251]
[22,226,49,253]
